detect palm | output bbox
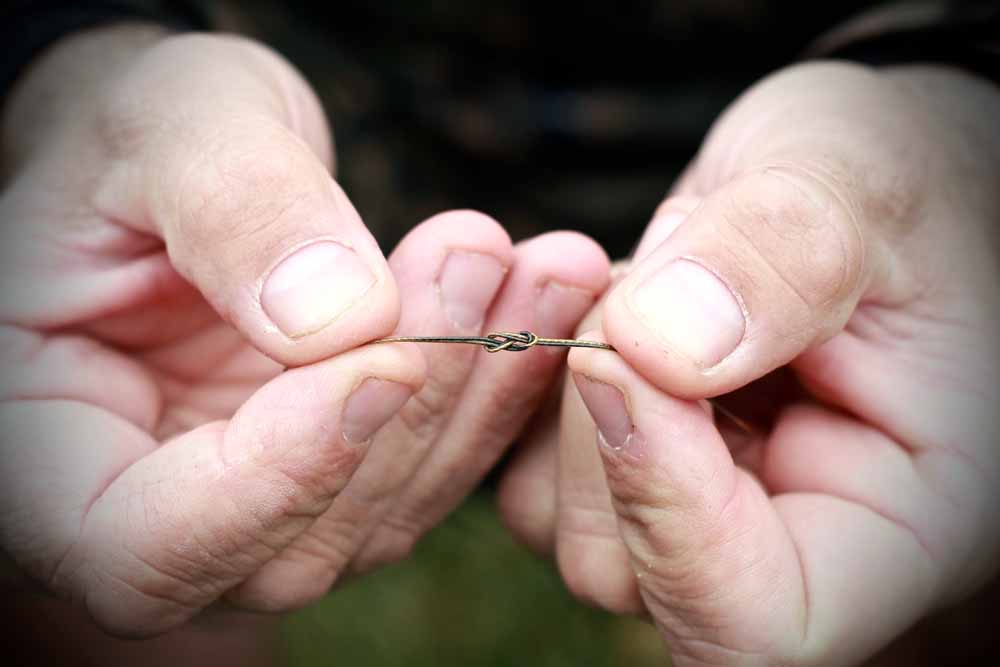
[133,318,280,441]
[500,65,1000,665]
[25,210,284,442]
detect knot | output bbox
[483,331,539,353]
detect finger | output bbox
[227,210,512,608]
[0,325,161,432]
[354,231,608,568]
[569,337,938,666]
[604,80,907,399]
[93,34,396,365]
[761,402,993,604]
[0,342,423,637]
[604,164,886,398]
[631,195,701,264]
[496,387,560,556]
[548,298,642,614]
[556,357,644,615]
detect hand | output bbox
[0,25,610,643]
[500,62,1000,666]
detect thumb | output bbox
[95,34,397,365]
[605,155,892,399]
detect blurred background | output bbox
[197,1,874,665]
[210,0,873,257]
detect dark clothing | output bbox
[2,1,998,256]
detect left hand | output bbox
[0,27,611,640]
[499,61,1000,666]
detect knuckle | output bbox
[86,558,203,638]
[734,163,866,312]
[278,444,365,507]
[558,501,621,545]
[473,375,544,446]
[614,469,740,564]
[296,518,361,570]
[615,490,773,624]
[169,128,316,251]
[393,374,459,442]
[98,36,330,262]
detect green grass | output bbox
[282,492,669,666]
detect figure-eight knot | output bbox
[482,331,539,352]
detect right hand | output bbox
[499,62,1000,666]
[0,26,610,638]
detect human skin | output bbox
[0,25,610,663]
[499,62,1000,666]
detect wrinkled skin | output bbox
[500,63,1000,666]
[2,21,998,667]
[0,26,609,655]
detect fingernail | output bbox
[535,281,595,336]
[572,374,639,452]
[342,378,413,444]
[629,259,745,368]
[437,251,506,331]
[262,241,376,338]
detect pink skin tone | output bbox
[2,21,999,667]
[0,26,610,663]
[500,64,1000,665]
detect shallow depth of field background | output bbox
[283,494,668,666]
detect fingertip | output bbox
[392,209,515,271]
[228,339,426,467]
[514,230,611,295]
[334,338,428,395]
[568,335,727,477]
[633,195,701,263]
[375,340,428,392]
[600,275,715,400]
[389,210,514,334]
[497,440,557,556]
[567,329,615,379]
[502,237,607,339]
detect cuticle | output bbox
[579,373,636,428]
[435,248,510,286]
[535,278,595,298]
